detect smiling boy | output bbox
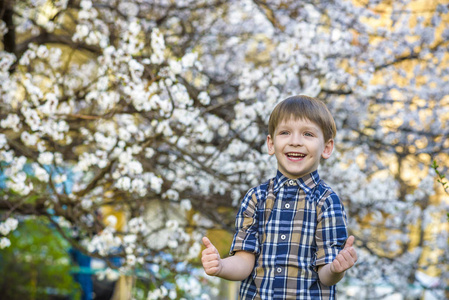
[202,95,357,299]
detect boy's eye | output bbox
[279,131,289,135]
[304,132,314,137]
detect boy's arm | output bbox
[318,235,357,286]
[201,237,255,281]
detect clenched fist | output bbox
[201,237,223,276]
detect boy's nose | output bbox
[289,134,303,146]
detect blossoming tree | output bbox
[0,0,448,299]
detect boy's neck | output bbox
[277,169,319,180]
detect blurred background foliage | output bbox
[0,218,81,300]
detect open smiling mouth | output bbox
[286,153,306,158]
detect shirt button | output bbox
[277,267,282,273]
[288,179,295,185]
[281,234,287,240]
[285,203,290,209]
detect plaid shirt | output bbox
[230,170,348,300]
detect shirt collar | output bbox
[273,170,321,194]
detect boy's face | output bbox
[267,117,334,179]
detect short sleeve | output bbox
[229,189,260,256]
[312,192,348,271]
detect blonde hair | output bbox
[268,95,337,142]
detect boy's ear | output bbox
[321,139,334,159]
[267,135,275,155]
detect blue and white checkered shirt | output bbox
[230,170,348,299]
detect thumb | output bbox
[344,235,355,249]
[202,236,214,249]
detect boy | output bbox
[202,95,357,299]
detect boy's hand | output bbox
[330,235,357,274]
[201,237,223,276]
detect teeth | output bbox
[288,153,305,157]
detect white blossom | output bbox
[187,242,201,259]
[81,199,92,209]
[37,152,54,165]
[181,52,198,68]
[164,189,179,201]
[21,131,38,147]
[32,163,49,182]
[126,254,136,266]
[180,199,192,211]
[0,237,11,249]
[0,134,7,149]
[1,114,21,132]
[150,28,166,64]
